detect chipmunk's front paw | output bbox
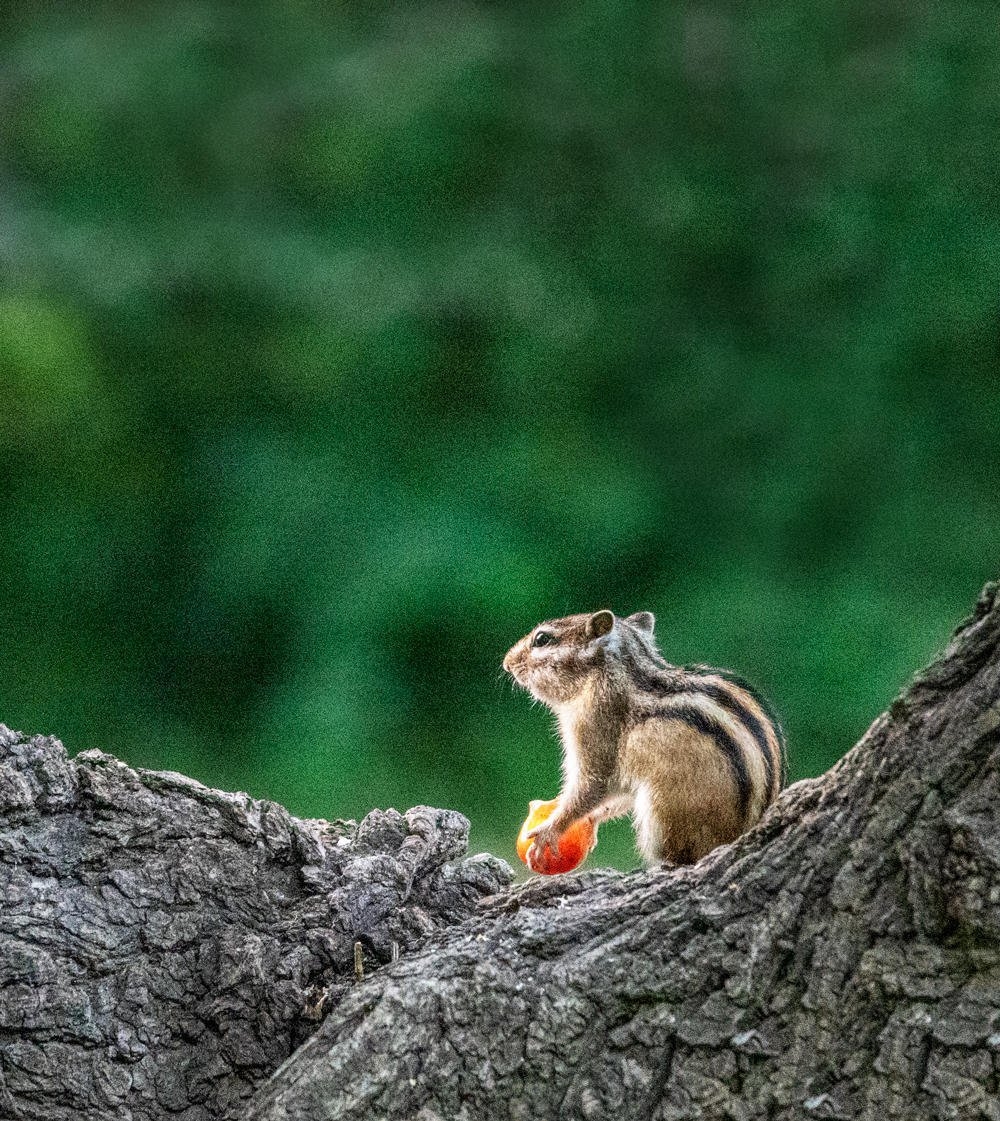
[526,821,562,868]
[517,802,596,875]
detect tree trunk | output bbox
[3,583,999,1121]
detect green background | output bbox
[2,2,996,869]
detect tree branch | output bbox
[3,582,999,1121]
[246,582,1000,1121]
[0,735,509,1120]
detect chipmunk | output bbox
[503,610,785,866]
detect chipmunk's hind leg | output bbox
[632,785,665,865]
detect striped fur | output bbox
[503,609,785,866]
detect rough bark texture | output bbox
[0,735,510,1120]
[3,583,1000,1121]
[246,582,1000,1121]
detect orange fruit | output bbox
[516,797,597,875]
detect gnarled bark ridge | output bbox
[2,582,999,1120]
[0,736,509,1120]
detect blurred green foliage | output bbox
[1,1,997,868]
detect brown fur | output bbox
[503,609,784,866]
[621,722,744,863]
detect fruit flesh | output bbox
[516,797,597,874]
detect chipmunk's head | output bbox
[503,609,656,707]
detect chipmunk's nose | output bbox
[503,649,517,674]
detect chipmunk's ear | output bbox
[587,610,615,639]
[626,611,655,634]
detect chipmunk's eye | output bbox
[532,630,556,649]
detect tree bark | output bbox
[0,733,510,1120]
[3,583,1000,1121]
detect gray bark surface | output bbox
[245,582,1000,1121]
[0,734,510,1120]
[2,582,999,1121]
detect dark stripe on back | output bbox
[636,703,752,821]
[686,665,783,734]
[628,663,684,699]
[629,660,782,803]
[686,664,787,792]
[691,681,774,801]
